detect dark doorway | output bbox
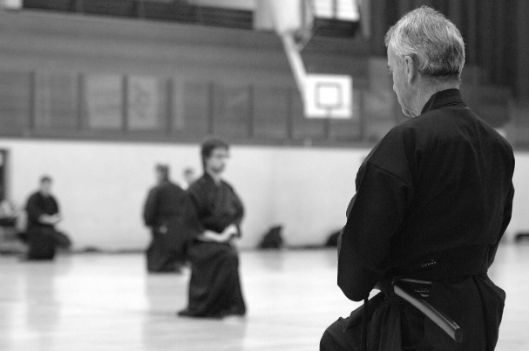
[0,150,8,202]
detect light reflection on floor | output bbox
[0,244,527,351]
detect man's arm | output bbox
[338,163,412,301]
[198,225,238,243]
[143,188,157,227]
[488,182,514,266]
[47,196,62,225]
[230,186,244,237]
[26,194,45,224]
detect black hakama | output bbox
[179,173,246,318]
[25,192,63,260]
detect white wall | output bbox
[509,152,529,236]
[0,139,367,250]
[1,138,525,251]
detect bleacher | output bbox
[22,0,359,37]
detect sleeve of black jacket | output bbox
[488,181,514,267]
[26,193,43,224]
[143,188,157,227]
[338,127,414,301]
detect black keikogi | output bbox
[178,173,246,318]
[143,180,188,272]
[25,191,69,260]
[322,89,514,351]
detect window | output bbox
[313,0,360,21]
[35,72,78,130]
[253,86,289,139]
[182,80,210,135]
[127,76,167,131]
[213,83,251,138]
[0,70,31,133]
[85,75,123,130]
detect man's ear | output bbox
[404,55,418,84]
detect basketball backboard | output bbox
[304,74,353,119]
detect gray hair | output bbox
[385,6,465,81]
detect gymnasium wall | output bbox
[1,138,526,251]
[0,10,372,146]
[0,9,525,250]
[0,138,367,250]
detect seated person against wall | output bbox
[143,164,189,273]
[0,197,18,227]
[24,175,71,260]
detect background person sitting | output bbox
[24,175,71,260]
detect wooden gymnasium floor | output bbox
[0,244,528,351]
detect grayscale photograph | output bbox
[0,1,527,350]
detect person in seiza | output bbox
[178,139,246,318]
[24,175,66,260]
[143,164,188,273]
[321,6,514,351]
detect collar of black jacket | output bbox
[421,88,466,114]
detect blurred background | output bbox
[0,0,527,252]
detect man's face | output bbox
[387,47,414,118]
[40,181,52,196]
[206,148,229,175]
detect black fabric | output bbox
[143,181,188,272]
[179,241,246,318]
[389,245,490,281]
[325,230,341,247]
[186,173,244,236]
[322,89,514,351]
[179,173,246,318]
[0,216,17,227]
[52,230,72,249]
[26,192,59,228]
[322,276,503,351]
[258,225,284,249]
[26,227,57,260]
[25,192,61,260]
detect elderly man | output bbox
[320,6,514,351]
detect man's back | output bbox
[334,89,514,351]
[143,181,187,227]
[322,7,514,351]
[378,89,515,266]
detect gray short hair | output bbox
[385,6,465,81]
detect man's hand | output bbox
[39,214,62,225]
[198,225,238,243]
[222,224,238,238]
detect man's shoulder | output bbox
[187,175,208,194]
[376,118,419,148]
[220,177,234,188]
[164,181,185,192]
[384,106,514,161]
[27,191,40,201]
[384,105,473,143]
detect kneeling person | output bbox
[25,176,70,260]
[178,139,246,318]
[143,164,188,273]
